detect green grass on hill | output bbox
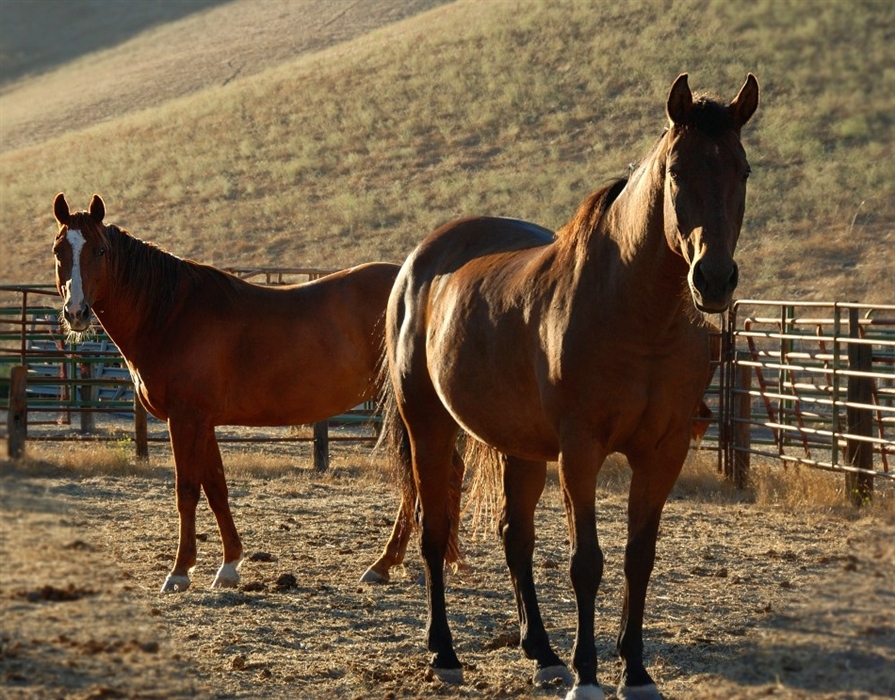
[0,0,892,304]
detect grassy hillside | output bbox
[0,0,228,86]
[1,0,892,304]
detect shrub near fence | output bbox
[722,300,895,504]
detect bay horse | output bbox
[380,73,758,699]
[52,193,415,593]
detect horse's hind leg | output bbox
[360,498,412,583]
[615,447,687,700]
[361,449,465,583]
[404,411,464,682]
[500,456,572,687]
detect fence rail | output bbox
[721,300,894,504]
[3,284,893,502]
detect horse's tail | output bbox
[460,438,504,541]
[375,359,415,540]
[375,357,462,566]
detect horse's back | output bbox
[410,216,554,271]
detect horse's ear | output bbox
[88,194,105,222]
[53,192,70,226]
[666,73,692,126]
[730,73,759,130]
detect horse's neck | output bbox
[597,168,689,318]
[92,236,173,361]
[92,295,148,364]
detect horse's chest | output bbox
[125,362,168,420]
[569,344,706,440]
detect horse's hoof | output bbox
[160,574,191,593]
[617,683,660,700]
[211,561,241,589]
[359,566,389,584]
[533,664,573,687]
[564,684,606,700]
[426,665,464,685]
[211,576,239,589]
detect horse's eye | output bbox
[97,247,106,257]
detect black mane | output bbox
[106,224,237,328]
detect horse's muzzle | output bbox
[690,259,738,313]
[64,304,92,332]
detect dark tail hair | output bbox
[375,354,462,565]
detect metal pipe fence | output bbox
[721,300,894,503]
[4,283,894,501]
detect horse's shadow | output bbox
[635,603,894,696]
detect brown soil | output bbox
[1,443,893,700]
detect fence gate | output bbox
[720,300,895,503]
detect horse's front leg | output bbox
[200,431,243,589]
[500,455,571,687]
[558,442,607,700]
[615,444,687,700]
[160,418,242,592]
[160,417,202,593]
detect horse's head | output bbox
[662,73,759,312]
[52,193,110,334]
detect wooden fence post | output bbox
[79,362,96,433]
[313,420,329,472]
[845,308,873,505]
[134,396,149,462]
[7,366,27,458]
[729,355,752,489]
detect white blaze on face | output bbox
[64,228,87,313]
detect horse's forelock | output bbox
[66,210,110,244]
[675,95,737,137]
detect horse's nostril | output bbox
[728,262,739,291]
[692,261,706,289]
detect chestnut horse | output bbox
[380,73,758,699]
[52,193,409,593]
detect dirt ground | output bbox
[1,435,893,700]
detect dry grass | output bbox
[0,0,892,305]
[11,438,892,523]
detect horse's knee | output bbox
[175,481,201,512]
[570,540,604,591]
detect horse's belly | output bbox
[435,376,559,461]
[465,419,559,462]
